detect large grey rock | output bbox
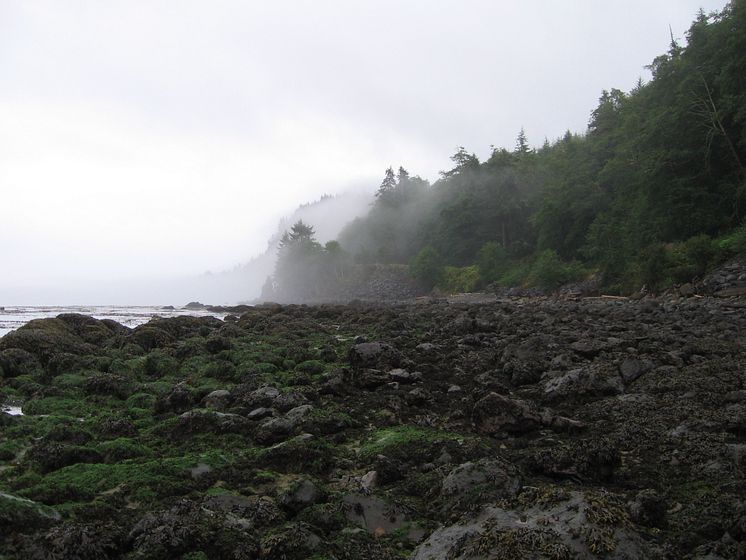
[279,479,322,513]
[544,364,624,401]
[348,342,401,370]
[203,389,231,410]
[412,491,651,560]
[472,392,543,435]
[441,458,521,498]
[619,359,653,384]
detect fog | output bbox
[0,0,728,305]
[0,191,372,305]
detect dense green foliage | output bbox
[334,2,746,294]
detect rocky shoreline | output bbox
[1,296,745,559]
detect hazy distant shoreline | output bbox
[0,305,233,339]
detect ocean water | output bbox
[0,305,228,339]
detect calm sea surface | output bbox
[0,305,228,339]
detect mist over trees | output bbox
[265,1,746,300]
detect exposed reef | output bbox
[1,296,745,559]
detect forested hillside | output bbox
[269,2,746,299]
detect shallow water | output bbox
[0,305,228,338]
[1,406,23,416]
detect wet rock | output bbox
[205,335,232,354]
[629,489,667,528]
[154,382,197,414]
[0,317,98,364]
[129,326,176,351]
[20,522,122,560]
[273,391,309,413]
[128,498,260,559]
[84,373,135,399]
[279,479,322,513]
[679,283,696,297]
[472,392,543,435]
[544,364,623,401]
[203,389,231,410]
[441,458,522,498]
[247,407,275,420]
[189,462,213,480]
[0,491,61,531]
[474,371,510,393]
[389,368,422,383]
[319,345,338,362]
[406,387,433,406]
[243,386,281,409]
[724,390,746,403]
[569,339,609,357]
[412,490,650,560]
[353,368,389,389]
[98,417,137,438]
[45,352,85,377]
[260,522,321,559]
[171,409,249,438]
[416,342,441,355]
[202,494,284,529]
[286,404,314,422]
[0,410,17,428]
[348,342,401,370]
[619,358,653,384]
[255,417,297,445]
[360,470,378,493]
[27,442,103,474]
[343,494,411,537]
[0,348,41,378]
[530,439,621,482]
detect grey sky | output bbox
[0,0,728,300]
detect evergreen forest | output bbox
[271,2,746,299]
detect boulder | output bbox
[279,479,323,513]
[348,342,401,370]
[171,409,249,438]
[441,458,522,498]
[472,392,543,435]
[0,318,97,364]
[154,382,197,414]
[629,489,667,528]
[0,491,61,531]
[412,490,651,560]
[544,364,624,401]
[389,368,422,383]
[203,389,231,410]
[619,359,653,384]
[255,417,297,445]
[0,348,41,378]
[260,523,321,559]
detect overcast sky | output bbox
[0,0,729,300]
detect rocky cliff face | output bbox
[1,296,745,558]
